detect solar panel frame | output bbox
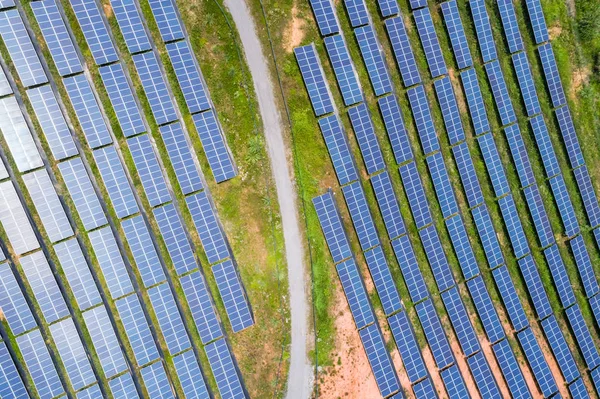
[159,122,204,195]
[69,0,119,65]
[294,44,335,116]
[370,171,406,240]
[538,43,566,107]
[441,0,473,70]
[469,0,497,62]
[565,304,600,370]
[0,341,28,399]
[512,52,542,117]
[491,265,529,332]
[116,294,159,367]
[0,261,37,335]
[17,330,65,399]
[497,0,524,53]
[153,203,198,275]
[569,235,600,298]
[554,106,585,169]
[313,191,352,264]
[122,215,166,288]
[186,190,230,264]
[517,327,559,396]
[377,95,414,164]
[141,361,175,399]
[192,110,237,183]
[399,162,433,229]
[549,175,580,237]
[492,338,531,399]
[180,270,223,344]
[407,85,440,155]
[94,146,139,219]
[523,184,554,248]
[324,34,363,107]
[110,0,152,54]
[413,7,447,78]
[348,103,385,174]
[364,246,402,315]
[426,152,459,218]
[518,255,553,320]
[460,68,490,136]
[318,115,359,185]
[468,351,501,398]
[484,60,517,126]
[212,259,254,333]
[336,258,375,329]
[540,316,580,384]
[467,275,506,344]
[205,339,246,399]
[415,298,454,369]
[441,287,481,356]
[127,134,172,207]
[355,25,394,96]
[341,181,380,251]
[308,0,340,36]
[498,195,530,259]
[440,364,468,399]
[147,0,184,42]
[433,76,465,145]
[148,282,191,355]
[524,0,549,44]
[172,350,211,399]
[387,311,428,383]
[452,142,484,208]
[503,124,535,188]
[391,235,429,303]
[384,17,422,88]
[445,215,480,281]
[359,323,401,397]
[89,226,134,299]
[110,372,140,399]
[573,165,600,228]
[471,204,505,268]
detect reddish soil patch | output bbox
[102,3,113,18]
[284,5,306,53]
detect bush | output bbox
[576,0,600,43]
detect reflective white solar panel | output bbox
[99,63,146,137]
[370,171,406,240]
[341,181,379,251]
[549,175,580,237]
[469,0,497,62]
[0,96,43,172]
[313,191,352,264]
[148,282,191,355]
[433,76,465,145]
[497,0,524,53]
[385,17,421,88]
[308,0,339,36]
[294,44,334,116]
[419,225,455,292]
[159,122,204,194]
[555,106,585,169]
[17,330,64,399]
[460,68,490,135]
[122,215,166,288]
[539,44,566,105]
[348,103,385,174]
[212,259,254,333]
[0,261,37,335]
[192,110,237,183]
[83,305,127,378]
[518,255,552,320]
[180,270,223,344]
[54,238,102,311]
[452,142,484,207]
[318,115,359,185]
[186,191,230,264]
[543,244,575,308]
[573,165,600,228]
[415,299,454,369]
[407,85,440,155]
[0,10,48,87]
[524,0,548,44]
[399,161,432,229]
[503,123,535,187]
[94,146,139,218]
[127,135,171,207]
[471,204,504,268]
[523,184,554,248]
[110,372,140,399]
[50,318,95,391]
[566,304,600,371]
[387,311,427,383]
[529,115,560,178]
[413,7,447,78]
[336,258,375,329]
[77,384,102,399]
[0,181,39,255]
[173,350,211,399]
[377,95,414,164]
[391,235,428,303]
[110,0,151,54]
[30,0,83,76]
[363,246,402,315]
[355,25,393,96]
[89,226,134,299]
[512,52,541,117]
[115,294,160,366]
[147,0,184,42]
[70,0,118,65]
[0,66,10,97]
[484,60,517,126]
[466,275,505,344]
[491,265,529,332]
[141,361,175,399]
[445,215,479,280]
[153,203,198,275]
[359,323,400,397]
[441,0,473,70]
[477,133,510,198]
[324,34,363,106]
[540,316,580,385]
[426,152,459,218]
[570,235,600,298]
[518,326,560,396]
[441,287,480,356]
[0,341,28,399]
[492,339,531,399]
[205,339,246,399]
[0,0,14,11]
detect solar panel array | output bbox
[555,106,586,169]
[497,0,524,53]
[342,181,380,251]
[518,327,559,397]
[153,203,198,275]
[387,311,427,384]
[460,68,490,135]
[399,162,432,229]
[343,0,369,28]
[426,152,459,218]
[484,60,517,126]
[110,0,152,54]
[549,175,579,237]
[173,350,211,399]
[0,181,40,255]
[355,25,393,96]
[116,294,160,366]
[50,318,95,391]
[524,0,549,44]
[0,341,28,398]
[413,8,447,78]
[512,51,542,117]
[318,115,359,185]
[127,134,172,207]
[147,0,184,43]
[469,0,497,63]
[17,329,65,398]
[384,17,421,88]
[148,282,191,355]
[140,361,174,398]
[523,184,554,248]
[477,133,509,198]
[359,323,401,397]
[192,110,237,183]
[325,34,363,106]
[180,270,223,344]
[294,44,334,116]
[364,247,402,315]
[370,171,406,240]
[440,0,472,70]
[0,261,37,335]
[434,79,465,146]
[538,43,566,107]
[70,0,118,65]
[308,0,340,36]
[89,226,134,299]
[377,95,414,164]
[94,145,139,218]
[205,339,246,399]
[159,122,204,195]
[212,259,254,333]
[407,85,440,155]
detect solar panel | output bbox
[441,287,480,356]
[517,255,552,320]
[512,52,542,117]
[484,60,517,126]
[17,330,64,399]
[523,184,554,248]
[573,165,600,228]
[49,318,95,391]
[524,0,549,44]
[70,0,118,65]
[192,110,237,183]
[592,368,600,396]
[133,51,178,126]
[0,66,10,97]
[407,85,440,155]
[58,157,108,231]
[205,339,246,399]
[491,265,529,332]
[469,0,497,62]
[409,0,426,9]
[420,225,456,292]
[324,35,363,106]
[497,0,524,53]
[77,384,102,399]
[122,215,167,288]
[147,0,184,42]
[569,378,590,399]
[343,0,369,27]
[116,294,159,366]
[478,133,510,197]
[63,74,113,149]
[348,104,385,174]
[0,262,37,335]
[212,259,254,333]
[416,298,454,369]
[0,10,48,87]
[468,351,501,398]
[0,341,28,399]
[542,245,575,309]
[441,0,473,70]
[359,323,400,397]
[570,235,599,298]
[445,215,479,280]
[554,106,585,169]
[141,361,175,399]
[387,311,428,383]
[503,124,535,188]
[370,171,405,240]
[54,238,102,311]
[94,146,139,218]
[391,235,428,303]
[355,25,393,96]
[376,0,398,17]
[148,282,191,354]
[377,95,414,164]
[364,246,401,315]
[110,0,152,54]
[529,115,560,178]
[537,44,566,107]
[20,251,69,324]
[0,96,43,172]
[426,152,459,218]
[467,275,506,344]
[186,191,230,264]
[452,142,484,208]
[399,162,433,229]
[173,350,211,399]
[412,378,436,398]
[30,0,82,76]
[492,339,531,399]
[0,182,40,255]
[153,203,198,275]
[566,304,600,370]
[27,85,78,161]
[471,204,505,268]
[313,191,352,263]
[294,44,334,116]
[384,17,422,88]
[433,76,465,145]
[159,122,204,195]
[110,372,140,399]
[127,134,172,207]
[540,316,580,384]
[460,68,490,135]
[517,327,559,396]
[440,364,468,399]
[308,0,339,36]
[341,181,380,251]
[336,258,375,329]
[549,175,580,237]
[89,226,134,299]
[413,7,447,78]
[318,115,359,185]
[180,270,223,344]
[498,195,530,259]
[99,63,146,138]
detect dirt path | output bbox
[223,0,313,397]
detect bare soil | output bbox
[284,5,306,54]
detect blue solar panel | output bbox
[318,115,359,185]
[412,378,436,398]
[441,0,473,70]
[565,304,600,370]
[347,103,385,174]
[89,227,134,299]
[518,255,552,320]
[377,95,414,164]
[399,162,433,229]
[445,215,480,280]
[468,351,501,398]
[524,0,549,44]
[308,0,340,36]
[498,195,530,259]
[497,0,524,53]
[154,203,198,275]
[160,122,204,195]
[441,287,480,356]
[485,60,517,126]
[549,175,580,237]
[370,171,406,240]
[141,361,174,398]
[384,17,421,88]
[414,7,447,78]
[364,246,401,315]
[70,0,118,65]
[492,339,531,399]
[148,282,191,355]
[180,270,223,344]
[110,372,140,399]
[343,0,369,27]
[336,258,375,329]
[147,0,184,42]
[530,115,560,178]
[295,44,334,116]
[407,85,439,155]
[77,384,102,399]
[470,0,497,62]
[467,275,506,344]
[391,235,429,303]
[355,25,393,96]
[503,124,535,188]
[409,0,426,9]
[17,330,65,399]
[478,133,510,197]
[573,165,600,228]
[416,298,454,369]
[471,204,505,268]
[460,68,490,135]
[433,76,465,145]
[212,259,254,333]
[555,106,585,169]
[94,146,139,218]
[0,262,37,335]
[122,215,167,288]
[30,0,83,76]
[133,51,178,126]
[523,184,554,248]
[517,327,559,396]
[440,364,468,399]
[569,378,590,399]
[387,311,428,383]
[63,74,113,149]
[324,35,363,106]
[83,305,127,378]
[543,244,576,308]
[540,316,580,384]
[491,265,529,332]
[173,350,211,399]
[186,190,230,264]
[115,294,160,366]
[512,52,542,117]
[376,0,398,17]
[0,341,28,399]
[452,142,484,207]
[426,152,459,218]
[359,323,400,397]
[538,44,566,107]
[205,339,245,399]
[570,235,599,298]
[313,191,352,264]
[128,134,172,207]
[592,368,600,396]
[111,0,152,54]
[99,63,146,138]
[342,181,380,251]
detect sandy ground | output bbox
[284,5,305,53]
